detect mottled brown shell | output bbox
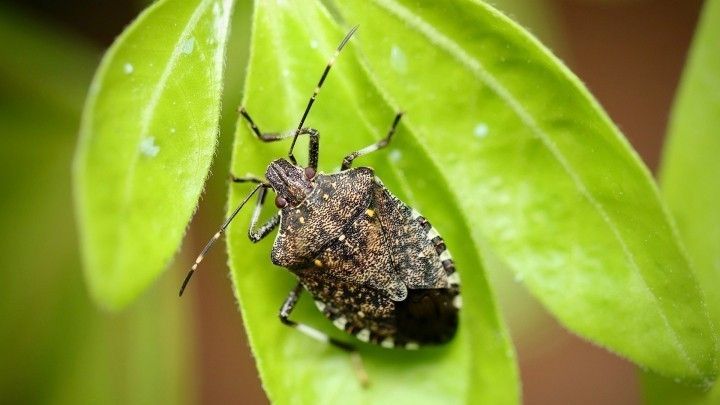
[272,167,461,348]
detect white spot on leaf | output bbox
[310,39,319,49]
[389,149,402,163]
[139,136,160,157]
[123,63,134,75]
[181,37,195,55]
[390,45,407,73]
[474,123,489,138]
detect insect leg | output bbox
[238,108,321,170]
[179,183,266,296]
[247,185,280,243]
[227,175,280,242]
[237,107,283,142]
[230,174,264,184]
[341,112,403,170]
[279,282,370,387]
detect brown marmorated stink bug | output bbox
[179,26,461,385]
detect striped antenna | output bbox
[179,183,266,296]
[287,25,359,165]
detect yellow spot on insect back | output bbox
[314,259,323,267]
[299,217,305,224]
[366,209,375,217]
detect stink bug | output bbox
[179,26,461,384]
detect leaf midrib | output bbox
[111,0,212,282]
[368,0,699,373]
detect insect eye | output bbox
[275,195,288,208]
[304,166,316,180]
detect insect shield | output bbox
[179,26,461,386]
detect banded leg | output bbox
[247,185,280,243]
[279,283,369,387]
[342,112,403,170]
[238,107,320,169]
[179,183,266,296]
[230,175,280,243]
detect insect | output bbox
[179,26,460,385]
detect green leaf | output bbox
[465,0,564,345]
[642,372,720,405]
[485,0,564,52]
[659,0,720,336]
[643,0,720,402]
[331,0,716,382]
[227,1,518,403]
[73,0,235,310]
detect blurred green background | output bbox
[0,0,705,403]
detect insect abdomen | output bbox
[294,173,461,349]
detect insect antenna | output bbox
[287,25,359,165]
[179,183,267,296]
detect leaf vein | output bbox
[111,0,212,279]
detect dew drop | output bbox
[181,37,195,55]
[139,136,160,157]
[123,63,134,75]
[389,149,402,163]
[474,123,489,138]
[390,45,407,73]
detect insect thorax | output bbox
[271,167,376,268]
